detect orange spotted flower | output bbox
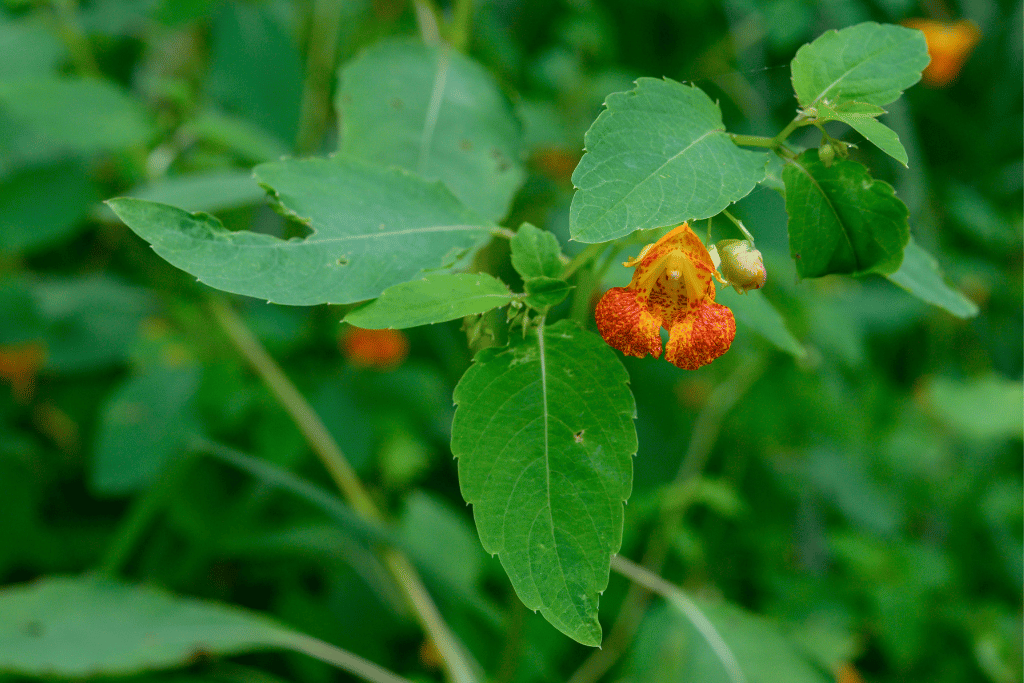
[595,223,736,370]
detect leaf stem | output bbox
[412,0,442,46]
[207,297,478,683]
[727,134,775,148]
[729,113,813,151]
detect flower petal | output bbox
[664,302,736,370]
[595,287,662,359]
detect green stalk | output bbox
[296,0,345,154]
[207,297,478,683]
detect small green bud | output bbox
[818,142,835,167]
[715,239,767,294]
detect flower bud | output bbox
[715,239,766,293]
[818,142,835,167]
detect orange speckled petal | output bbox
[664,302,736,370]
[595,287,663,359]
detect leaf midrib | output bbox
[806,40,902,107]
[788,158,859,271]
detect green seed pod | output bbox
[715,239,767,294]
[818,142,835,167]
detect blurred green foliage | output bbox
[0,0,1020,682]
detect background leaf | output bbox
[569,78,768,243]
[343,273,516,329]
[338,38,525,222]
[790,22,929,108]
[885,238,978,318]
[717,287,805,358]
[0,77,153,154]
[0,575,409,683]
[782,151,909,277]
[0,160,98,254]
[451,319,637,646]
[92,364,201,495]
[120,170,268,214]
[109,159,494,305]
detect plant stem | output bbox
[609,555,746,683]
[412,0,442,45]
[296,0,345,154]
[288,632,419,683]
[447,0,474,51]
[96,452,196,576]
[730,113,813,151]
[207,296,478,683]
[49,0,100,76]
[720,209,757,245]
[560,243,606,280]
[727,133,775,148]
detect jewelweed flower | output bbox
[595,223,736,370]
[341,327,409,369]
[903,19,981,87]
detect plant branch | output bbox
[296,0,345,154]
[207,296,478,683]
[729,113,813,151]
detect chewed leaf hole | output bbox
[574,430,585,443]
[335,258,349,266]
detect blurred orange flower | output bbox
[0,342,46,402]
[903,19,981,87]
[595,223,735,370]
[341,327,409,369]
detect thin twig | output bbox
[207,296,478,683]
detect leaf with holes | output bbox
[791,22,929,109]
[451,319,637,646]
[337,38,525,222]
[569,78,768,244]
[782,151,909,278]
[344,273,517,329]
[108,158,494,305]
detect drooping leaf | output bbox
[344,273,516,329]
[0,160,98,255]
[451,319,637,646]
[716,287,805,358]
[510,223,564,281]
[108,158,495,305]
[92,364,201,495]
[816,102,908,166]
[570,78,768,243]
[0,77,153,154]
[782,151,909,278]
[0,575,411,683]
[338,38,525,222]
[885,238,978,318]
[790,22,929,109]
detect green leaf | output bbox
[0,77,153,154]
[886,238,979,318]
[108,158,495,305]
[184,110,291,163]
[523,276,572,309]
[0,160,98,255]
[338,38,525,222]
[92,364,201,495]
[451,319,637,646]
[782,150,909,277]
[716,287,805,358]
[0,16,65,78]
[570,78,768,243]
[0,575,412,683]
[926,375,1023,441]
[123,169,267,214]
[510,223,564,281]
[790,22,929,109]
[344,273,515,329]
[816,102,908,166]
